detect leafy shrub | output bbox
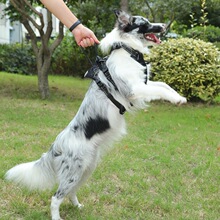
[51,34,93,76]
[213,42,220,50]
[185,25,220,43]
[149,38,220,102]
[0,43,36,75]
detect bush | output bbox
[0,43,36,75]
[149,38,220,102]
[0,37,95,77]
[185,25,220,43]
[51,34,93,76]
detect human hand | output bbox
[72,24,100,48]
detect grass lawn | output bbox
[0,72,219,220]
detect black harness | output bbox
[84,42,148,115]
[111,42,147,67]
[85,56,126,115]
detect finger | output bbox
[91,34,100,44]
[79,38,95,48]
[78,40,84,47]
[83,39,90,48]
[79,39,87,48]
[89,38,95,45]
[85,38,92,46]
[78,40,85,48]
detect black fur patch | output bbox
[123,17,162,34]
[71,125,79,133]
[138,24,163,34]
[54,152,61,157]
[84,116,110,139]
[54,189,64,198]
[123,18,139,32]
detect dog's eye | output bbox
[132,17,137,24]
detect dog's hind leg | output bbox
[51,150,99,219]
[51,174,84,220]
[70,194,81,208]
[51,157,86,219]
[69,192,84,209]
[51,196,64,220]
[68,161,98,209]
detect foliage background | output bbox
[0,0,220,100]
[149,38,220,102]
[0,43,36,75]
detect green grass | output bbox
[0,71,219,220]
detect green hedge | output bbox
[0,37,93,77]
[185,25,220,43]
[0,43,36,75]
[149,38,220,102]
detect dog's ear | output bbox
[114,9,132,29]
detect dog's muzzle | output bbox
[144,23,166,44]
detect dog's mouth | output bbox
[144,33,161,44]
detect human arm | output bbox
[40,0,99,47]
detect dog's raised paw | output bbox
[171,95,187,105]
[177,96,187,105]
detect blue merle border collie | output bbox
[5,10,186,220]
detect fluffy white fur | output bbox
[5,10,186,220]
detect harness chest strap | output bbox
[111,42,147,67]
[95,56,119,91]
[84,42,148,115]
[111,42,149,83]
[85,65,126,115]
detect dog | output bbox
[5,10,186,220]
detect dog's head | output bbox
[114,10,165,46]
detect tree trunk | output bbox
[36,50,52,99]
[37,68,50,99]
[120,0,129,12]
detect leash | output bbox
[80,44,98,66]
[81,45,126,115]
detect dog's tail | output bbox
[5,151,56,191]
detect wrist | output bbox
[69,20,82,32]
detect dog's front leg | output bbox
[147,80,181,95]
[132,82,187,104]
